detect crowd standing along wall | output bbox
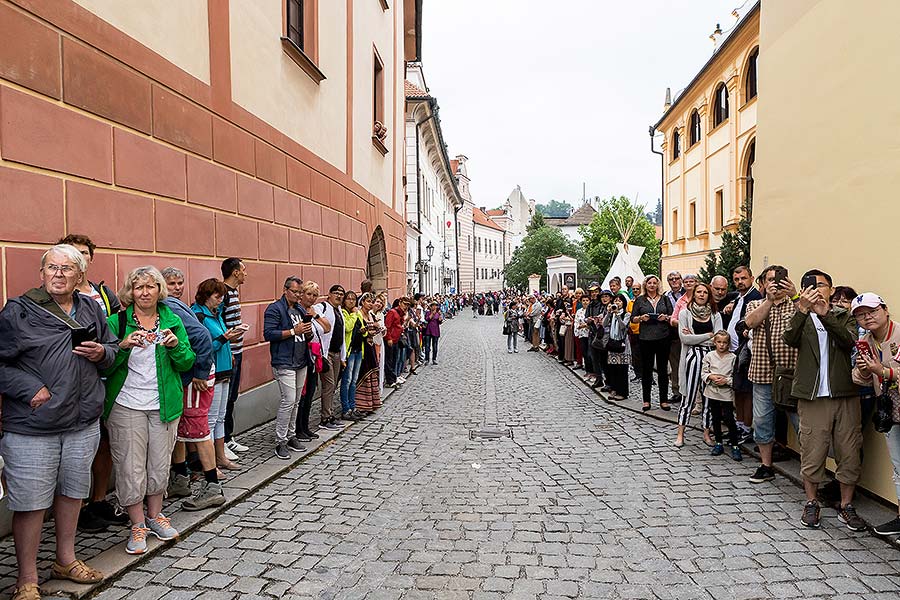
[753,0,900,504]
[0,0,413,414]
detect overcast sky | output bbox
[421,0,745,211]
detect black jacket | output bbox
[0,289,118,435]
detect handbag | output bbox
[502,322,510,336]
[764,317,797,412]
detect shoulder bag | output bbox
[764,316,797,412]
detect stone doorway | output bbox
[366,225,388,293]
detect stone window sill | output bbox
[281,38,326,84]
[372,136,389,156]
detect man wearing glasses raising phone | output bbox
[783,269,866,532]
[666,272,686,405]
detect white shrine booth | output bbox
[528,274,541,295]
[546,255,578,294]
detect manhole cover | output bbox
[469,427,513,440]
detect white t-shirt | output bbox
[116,343,160,411]
[810,313,831,397]
[727,294,746,351]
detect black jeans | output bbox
[607,363,629,397]
[639,337,670,405]
[224,352,242,442]
[709,398,738,445]
[384,343,398,385]
[580,337,593,373]
[628,332,642,378]
[296,369,317,434]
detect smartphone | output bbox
[71,324,98,348]
[801,273,818,291]
[237,323,251,332]
[855,340,874,359]
[645,313,659,319]
[773,266,788,286]
[301,314,314,323]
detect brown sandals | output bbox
[11,583,40,600]
[50,559,103,584]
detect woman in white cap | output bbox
[850,292,900,536]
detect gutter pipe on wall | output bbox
[649,125,665,276]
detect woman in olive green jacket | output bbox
[103,266,195,556]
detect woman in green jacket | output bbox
[104,266,195,556]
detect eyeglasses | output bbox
[44,264,76,275]
[856,309,882,321]
[285,288,303,296]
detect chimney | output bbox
[664,87,672,111]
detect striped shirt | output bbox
[222,285,244,354]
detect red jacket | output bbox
[384,307,405,343]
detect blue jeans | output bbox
[423,335,439,361]
[885,425,900,502]
[752,383,775,444]
[340,351,362,413]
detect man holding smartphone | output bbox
[742,265,797,485]
[263,277,316,460]
[783,269,866,531]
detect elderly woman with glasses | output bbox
[0,245,119,598]
[104,266,195,555]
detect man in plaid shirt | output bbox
[742,265,798,484]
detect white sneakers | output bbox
[226,439,249,452]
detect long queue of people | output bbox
[0,237,458,600]
[499,266,900,538]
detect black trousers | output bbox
[384,343,398,385]
[580,337,593,373]
[590,344,605,386]
[296,369,317,434]
[224,352,242,442]
[639,337,670,405]
[628,332,642,378]
[709,398,738,446]
[607,363,629,397]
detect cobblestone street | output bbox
[94,315,900,600]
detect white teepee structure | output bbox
[601,208,645,289]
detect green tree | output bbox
[698,199,752,287]
[579,196,661,278]
[504,226,579,290]
[526,210,546,233]
[535,199,573,218]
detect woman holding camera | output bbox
[104,266,195,555]
[603,293,632,400]
[851,293,900,536]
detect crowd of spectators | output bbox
[0,237,465,600]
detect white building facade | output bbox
[473,208,507,293]
[454,155,475,294]
[404,65,463,295]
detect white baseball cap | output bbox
[850,292,885,314]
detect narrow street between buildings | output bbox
[92,316,900,600]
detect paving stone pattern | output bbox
[92,315,900,599]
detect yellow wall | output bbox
[229,0,347,172]
[73,0,210,83]
[659,10,758,277]
[754,0,900,503]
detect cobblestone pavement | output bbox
[93,315,900,600]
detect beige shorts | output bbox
[797,396,862,485]
[107,403,179,507]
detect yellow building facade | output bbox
[753,0,900,504]
[656,5,759,277]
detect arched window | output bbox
[713,83,729,127]
[744,139,756,203]
[689,110,701,146]
[745,47,759,102]
[672,130,681,160]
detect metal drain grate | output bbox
[469,427,514,441]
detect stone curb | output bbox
[42,386,397,600]
[545,354,900,550]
